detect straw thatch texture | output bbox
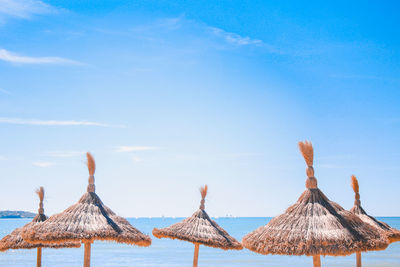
[22,192,152,246]
[21,153,151,247]
[0,187,80,251]
[350,175,400,243]
[153,209,242,250]
[153,185,242,250]
[243,188,388,256]
[242,141,388,256]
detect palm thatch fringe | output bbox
[21,153,151,247]
[242,141,389,257]
[350,175,400,243]
[153,185,242,250]
[0,187,80,251]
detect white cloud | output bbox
[131,16,183,34]
[0,49,81,65]
[115,146,159,152]
[0,87,11,95]
[102,16,279,54]
[45,151,85,157]
[0,155,7,160]
[0,0,54,19]
[159,17,182,29]
[0,117,124,127]
[32,161,53,167]
[209,27,262,46]
[208,26,282,53]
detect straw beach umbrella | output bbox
[242,141,388,267]
[350,175,400,267]
[0,187,80,267]
[22,152,152,267]
[153,185,242,267]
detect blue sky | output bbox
[0,0,399,217]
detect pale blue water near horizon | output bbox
[0,217,399,267]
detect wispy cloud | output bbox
[0,0,55,19]
[45,151,85,157]
[155,17,182,30]
[32,161,53,167]
[209,27,262,46]
[0,87,11,95]
[0,117,124,127]
[115,146,159,152]
[131,16,183,34]
[127,16,281,53]
[0,155,7,160]
[0,49,81,65]
[208,26,282,54]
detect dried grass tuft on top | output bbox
[0,187,80,252]
[200,185,208,200]
[86,152,95,176]
[298,141,313,167]
[21,152,151,247]
[242,141,389,257]
[36,187,44,203]
[351,175,359,195]
[350,175,400,243]
[153,185,242,250]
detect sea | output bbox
[0,217,399,267]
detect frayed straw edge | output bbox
[152,228,242,250]
[242,237,388,257]
[22,235,151,247]
[0,242,81,251]
[388,235,400,243]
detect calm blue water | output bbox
[0,217,399,266]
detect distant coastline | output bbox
[0,210,35,219]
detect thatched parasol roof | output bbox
[153,185,242,250]
[22,153,151,246]
[242,141,388,256]
[0,187,80,251]
[350,175,400,243]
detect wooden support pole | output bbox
[36,247,42,267]
[313,255,321,267]
[356,252,362,267]
[193,243,200,267]
[84,242,91,267]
